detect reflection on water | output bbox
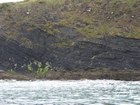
[0,80,140,105]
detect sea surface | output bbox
[0,80,140,105]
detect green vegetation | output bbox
[112,0,138,6]
[27,61,51,75]
[24,0,65,6]
[91,56,95,60]
[27,62,33,71]
[7,69,15,73]
[1,0,140,48]
[39,22,61,34]
[36,62,51,75]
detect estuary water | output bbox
[0,80,140,105]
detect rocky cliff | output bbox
[0,0,140,72]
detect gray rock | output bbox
[0,26,140,71]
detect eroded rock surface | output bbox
[0,0,140,72]
[0,26,140,72]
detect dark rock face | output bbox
[0,26,140,72]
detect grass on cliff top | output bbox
[1,0,140,40]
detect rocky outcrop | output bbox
[0,26,140,72]
[0,0,140,72]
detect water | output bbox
[0,80,140,105]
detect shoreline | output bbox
[0,70,140,81]
[0,0,140,78]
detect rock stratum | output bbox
[0,0,140,75]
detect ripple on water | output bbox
[0,80,140,105]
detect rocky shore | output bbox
[0,0,140,80]
[0,70,140,81]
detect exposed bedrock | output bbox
[0,27,140,72]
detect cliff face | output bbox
[0,0,140,72]
[1,27,140,71]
